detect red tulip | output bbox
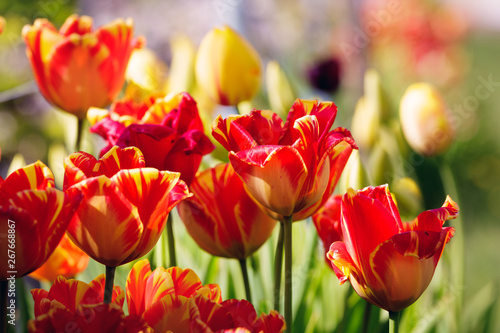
[90,92,215,185]
[327,185,458,312]
[212,99,356,220]
[0,162,82,279]
[63,146,191,267]
[178,163,277,259]
[22,14,142,119]
[312,194,343,264]
[29,233,89,282]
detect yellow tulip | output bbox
[195,26,261,106]
[399,83,454,156]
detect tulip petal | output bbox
[368,230,453,312]
[126,259,175,317]
[280,99,337,145]
[115,123,177,169]
[64,147,145,189]
[66,176,142,266]
[195,284,222,303]
[230,145,308,216]
[112,168,190,262]
[253,310,287,333]
[163,130,216,185]
[212,114,259,152]
[0,187,82,278]
[312,194,343,261]
[143,294,193,333]
[178,163,276,259]
[357,185,402,230]
[221,299,257,329]
[97,146,146,177]
[0,161,54,197]
[166,267,203,298]
[45,276,92,313]
[87,274,125,307]
[192,295,234,331]
[327,241,358,285]
[341,187,401,274]
[160,93,204,133]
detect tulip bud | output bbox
[351,69,388,150]
[390,177,424,219]
[125,48,168,100]
[399,83,454,156]
[266,60,295,120]
[0,16,5,35]
[166,35,196,94]
[195,26,262,106]
[337,149,371,193]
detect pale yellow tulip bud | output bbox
[338,150,371,193]
[399,83,454,156]
[166,35,196,94]
[195,26,262,106]
[351,69,388,150]
[125,48,168,100]
[266,60,295,120]
[391,177,424,219]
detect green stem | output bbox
[274,222,284,311]
[1,280,7,333]
[76,118,84,152]
[361,301,372,333]
[166,214,177,267]
[284,215,293,333]
[103,266,116,304]
[239,258,252,303]
[438,160,464,321]
[389,311,400,333]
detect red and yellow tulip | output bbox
[0,162,82,279]
[327,185,458,312]
[212,99,357,221]
[29,233,89,282]
[126,259,285,332]
[31,274,124,317]
[178,163,277,259]
[28,275,151,332]
[22,14,142,119]
[63,146,191,267]
[195,25,262,106]
[89,92,215,185]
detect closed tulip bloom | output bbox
[0,162,82,279]
[399,83,454,156]
[196,26,261,106]
[29,233,89,282]
[178,163,277,259]
[22,14,142,119]
[63,146,191,267]
[327,185,458,312]
[212,99,356,221]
